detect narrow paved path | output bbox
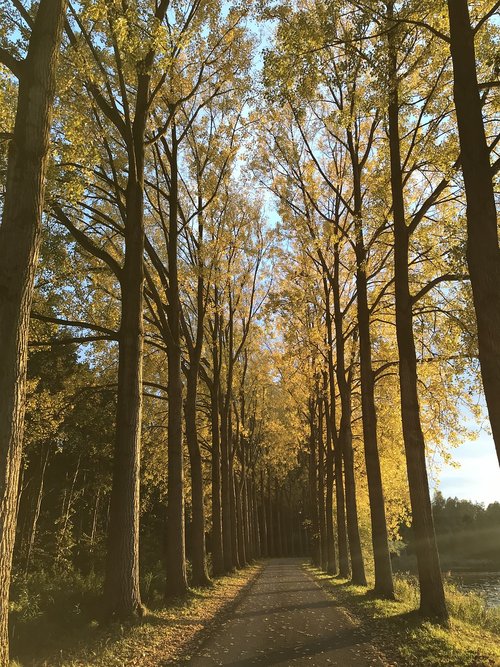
[187,558,384,666]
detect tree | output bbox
[447,0,500,467]
[386,0,448,622]
[0,0,66,661]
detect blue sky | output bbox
[431,429,500,506]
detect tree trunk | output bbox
[275,481,283,557]
[210,380,224,575]
[105,218,144,614]
[0,1,66,661]
[342,420,367,586]
[25,445,50,573]
[243,477,252,561]
[317,399,328,570]
[185,369,210,586]
[165,126,188,597]
[227,414,241,570]
[104,53,161,616]
[308,405,321,567]
[259,469,268,557]
[89,487,101,572]
[447,0,500,467]
[267,472,275,556]
[387,6,448,622]
[332,245,366,586]
[236,474,246,566]
[229,471,240,568]
[252,478,261,558]
[324,392,337,574]
[324,283,349,577]
[220,399,233,571]
[348,130,394,598]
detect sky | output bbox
[430,427,500,507]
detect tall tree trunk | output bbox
[90,487,101,573]
[348,131,394,598]
[324,282,349,577]
[334,420,349,577]
[252,477,261,558]
[275,481,283,557]
[259,469,268,558]
[332,246,366,586]
[185,370,210,586]
[165,126,187,597]
[267,472,275,557]
[210,380,224,575]
[387,5,448,622]
[324,391,337,574]
[342,418,367,586]
[105,211,144,614]
[0,1,66,660]
[243,477,252,561]
[447,0,500,467]
[25,445,50,573]
[236,474,246,566]
[104,47,164,615]
[220,398,233,571]
[317,399,328,570]
[308,405,321,567]
[229,445,240,569]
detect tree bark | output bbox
[259,469,268,558]
[0,1,66,660]
[387,5,448,622]
[348,130,394,598]
[447,0,500,467]
[235,474,246,566]
[220,397,234,571]
[185,369,210,586]
[324,391,337,574]
[105,210,144,614]
[165,126,188,597]
[210,378,224,575]
[324,282,349,577]
[228,435,240,569]
[267,472,275,556]
[342,417,367,586]
[251,477,261,558]
[332,244,366,586]
[308,403,321,567]
[317,398,328,570]
[275,481,283,557]
[25,444,50,573]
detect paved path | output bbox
[187,558,384,666]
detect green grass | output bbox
[10,564,261,666]
[306,566,500,667]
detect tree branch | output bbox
[474,0,500,33]
[411,273,468,305]
[50,203,123,280]
[0,47,23,78]
[31,312,118,338]
[29,335,115,347]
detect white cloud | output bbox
[432,433,500,506]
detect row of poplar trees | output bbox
[260,0,499,628]
[0,1,279,665]
[0,0,499,664]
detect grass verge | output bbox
[11,564,261,667]
[305,566,500,667]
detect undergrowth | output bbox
[9,564,260,666]
[307,566,500,667]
